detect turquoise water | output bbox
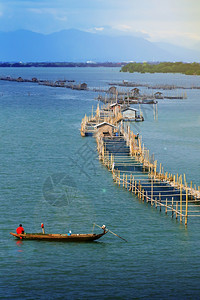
[0,67,200,299]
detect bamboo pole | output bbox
[132,177,134,193]
[165,198,168,214]
[138,183,141,199]
[185,188,188,226]
[135,181,137,195]
[173,175,176,186]
[129,174,132,191]
[151,179,153,203]
[176,202,178,219]
[139,183,142,200]
[159,163,162,179]
[158,193,161,211]
[180,176,182,222]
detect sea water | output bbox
[0,67,200,299]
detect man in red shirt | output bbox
[16,224,24,234]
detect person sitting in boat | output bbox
[102,225,106,233]
[16,224,24,234]
[41,223,45,234]
[68,230,71,236]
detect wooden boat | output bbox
[10,231,107,242]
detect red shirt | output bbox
[16,226,24,234]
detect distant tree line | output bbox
[121,62,200,75]
[0,62,124,68]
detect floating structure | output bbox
[121,107,144,121]
[80,103,144,137]
[81,104,200,226]
[1,76,187,101]
[0,76,87,91]
[109,80,200,90]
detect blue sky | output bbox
[0,0,200,49]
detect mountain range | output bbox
[0,29,199,62]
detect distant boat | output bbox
[138,99,158,104]
[10,230,107,242]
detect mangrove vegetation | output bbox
[121,62,200,75]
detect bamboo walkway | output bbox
[81,105,200,226]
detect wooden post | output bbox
[180,176,182,222]
[184,173,187,186]
[146,191,148,203]
[118,171,120,186]
[154,160,157,178]
[111,154,114,172]
[142,189,145,202]
[176,202,178,219]
[172,197,174,218]
[155,197,157,209]
[135,181,137,195]
[138,184,141,200]
[159,193,161,211]
[159,163,162,179]
[126,174,128,189]
[113,169,115,181]
[185,188,188,226]
[139,183,142,200]
[165,198,168,214]
[123,173,125,188]
[132,176,134,192]
[129,174,132,191]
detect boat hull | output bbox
[10,232,106,242]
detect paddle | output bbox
[94,223,128,242]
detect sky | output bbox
[0,0,200,49]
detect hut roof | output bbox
[94,122,116,129]
[110,102,122,108]
[154,91,163,95]
[122,107,138,112]
[131,88,140,92]
[108,86,117,93]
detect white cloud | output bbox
[113,24,132,32]
[0,0,200,49]
[94,27,104,31]
[146,29,200,48]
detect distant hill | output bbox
[0,29,199,62]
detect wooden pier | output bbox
[81,104,200,226]
[80,103,144,137]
